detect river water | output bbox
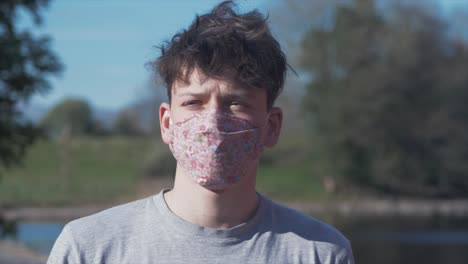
[1,215,467,263]
[333,214,468,264]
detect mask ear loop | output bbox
[167,115,174,145]
[256,110,273,151]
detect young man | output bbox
[48,2,354,263]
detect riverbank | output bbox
[288,198,468,217]
[2,198,468,222]
[0,240,46,264]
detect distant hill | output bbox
[20,102,118,129]
[21,99,161,134]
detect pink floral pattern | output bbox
[168,109,264,189]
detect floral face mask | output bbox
[168,108,265,190]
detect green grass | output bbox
[257,165,326,200]
[0,136,161,206]
[256,131,328,200]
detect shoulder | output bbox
[62,196,159,249]
[48,196,158,263]
[266,198,353,261]
[66,196,153,233]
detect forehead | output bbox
[172,70,263,98]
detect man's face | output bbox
[159,69,282,149]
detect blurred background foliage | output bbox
[0,0,62,169]
[1,0,468,206]
[296,0,468,197]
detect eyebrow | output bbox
[222,94,249,101]
[175,91,207,98]
[175,89,251,98]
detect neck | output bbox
[164,165,259,229]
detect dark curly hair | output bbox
[151,1,287,110]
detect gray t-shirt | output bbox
[48,190,354,264]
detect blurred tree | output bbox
[300,0,468,197]
[40,98,93,137]
[113,109,143,136]
[90,118,111,137]
[0,0,62,168]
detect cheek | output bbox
[233,113,256,125]
[169,110,191,124]
[238,112,268,128]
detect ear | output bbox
[263,107,282,148]
[159,102,172,145]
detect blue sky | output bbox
[27,0,467,111]
[27,0,271,111]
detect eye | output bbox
[230,101,249,110]
[181,100,201,107]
